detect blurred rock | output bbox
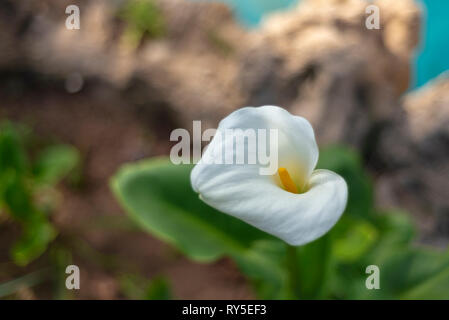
[1,0,421,135]
[240,0,420,149]
[0,0,247,129]
[140,0,247,127]
[376,74,449,245]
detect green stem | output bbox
[0,269,50,298]
[287,245,300,299]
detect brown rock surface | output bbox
[375,74,449,245]
[240,0,420,149]
[1,0,421,139]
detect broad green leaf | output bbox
[111,158,275,261]
[33,144,80,186]
[111,158,286,299]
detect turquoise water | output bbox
[212,0,298,26]
[414,0,449,88]
[201,0,449,89]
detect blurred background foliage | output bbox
[0,122,171,300]
[111,145,449,299]
[118,0,165,48]
[0,122,79,266]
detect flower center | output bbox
[277,167,299,194]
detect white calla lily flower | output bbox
[191,106,348,246]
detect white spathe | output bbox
[191,106,348,246]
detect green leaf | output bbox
[232,239,290,299]
[111,158,274,261]
[317,145,374,220]
[372,210,415,247]
[0,122,60,266]
[400,250,449,300]
[33,144,80,186]
[1,172,34,221]
[111,158,286,299]
[295,234,333,299]
[0,122,28,175]
[330,210,449,300]
[11,218,57,266]
[332,217,378,263]
[344,247,449,300]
